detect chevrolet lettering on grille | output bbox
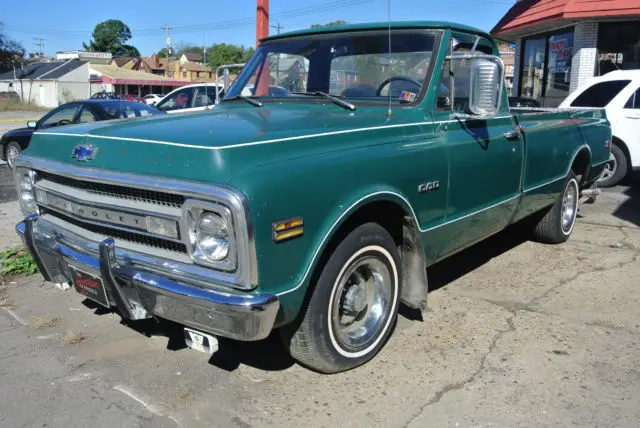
[44,192,146,230]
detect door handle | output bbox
[503,130,521,140]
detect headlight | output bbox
[183,201,236,271]
[15,168,38,214]
[194,212,229,261]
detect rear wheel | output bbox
[281,222,400,373]
[533,172,579,244]
[5,142,21,170]
[597,144,627,188]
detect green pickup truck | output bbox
[15,22,611,373]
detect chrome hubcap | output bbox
[599,152,617,181]
[561,180,578,233]
[331,256,392,351]
[7,146,19,168]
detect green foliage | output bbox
[0,22,25,72]
[310,20,347,28]
[0,249,38,276]
[83,19,139,58]
[207,43,254,70]
[156,48,170,58]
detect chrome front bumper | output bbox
[16,214,279,341]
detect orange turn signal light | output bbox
[273,217,304,242]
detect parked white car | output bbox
[559,70,640,187]
[155,83,225,114]
[143,94,163,106]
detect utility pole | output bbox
[271,22,283,35]
[160,25,173,56]
[33,38,45,57]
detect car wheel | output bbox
[281,222,400,373]
[532,172,579,244]
[597,144,627,188]
[5,142,21,170]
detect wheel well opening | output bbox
[305,199,406,295]
[612,136,631,169]
[571,149,591,186]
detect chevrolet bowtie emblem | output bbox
[71,144,98,161]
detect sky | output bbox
[3,0,516,57]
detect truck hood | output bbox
[23,103,397,185]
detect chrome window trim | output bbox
[16,155,258,289]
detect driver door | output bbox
[37,104,81,129]
[429,34,523,258]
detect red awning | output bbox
[100,75,189,87]
[492,0,640,37]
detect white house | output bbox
[0,59,90,108]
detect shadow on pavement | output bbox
[612,173,640,227]
[0,165,17,203]
[80,218,536,373]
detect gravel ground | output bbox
[1,178,640,427]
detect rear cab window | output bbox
[570,80,631,107]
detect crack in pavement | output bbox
[402,314,516,427]
[403,230,640,426]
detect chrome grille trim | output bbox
[16,155,258,289]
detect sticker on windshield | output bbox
[399,91,417,103]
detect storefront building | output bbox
[492,0,640,106]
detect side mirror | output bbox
[27,121,37,129]
[468,56,505,116]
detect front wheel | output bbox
[5,142,21,170]
[532,172,579,244]
[281,222,400,373]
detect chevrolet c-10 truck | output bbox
[14,22,611,373]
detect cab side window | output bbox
[436,37,494,112]
[77,107,98,123]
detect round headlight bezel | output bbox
[193,212,230,262]
[183,202,237,271]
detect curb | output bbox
[0,118,39,123]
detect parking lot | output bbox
[1,160,640,427]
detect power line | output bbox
[3,0,373,39]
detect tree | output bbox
[83,19,140,57]
[0,23,25,73]
[156,48,170,58]
[310,20,347,28]
[207,43,252,69]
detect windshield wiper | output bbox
[223,96,263,107]
[292,91,356,111]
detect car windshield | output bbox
[226,30,438,105]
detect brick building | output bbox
[492,0,640,106]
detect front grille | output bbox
[46,209,187,254]
[39,171,185,209]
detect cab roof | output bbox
[262,21,492,42]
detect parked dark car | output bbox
[0,91,20,100]
[508,97,541,108]
[90,91,120,100]
[1,100,163,169]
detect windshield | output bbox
[226,30,439,105]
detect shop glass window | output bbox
[520,38,545,100]
[570,80,631,107]
[544,32,573,106]
[597,22,640,74]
